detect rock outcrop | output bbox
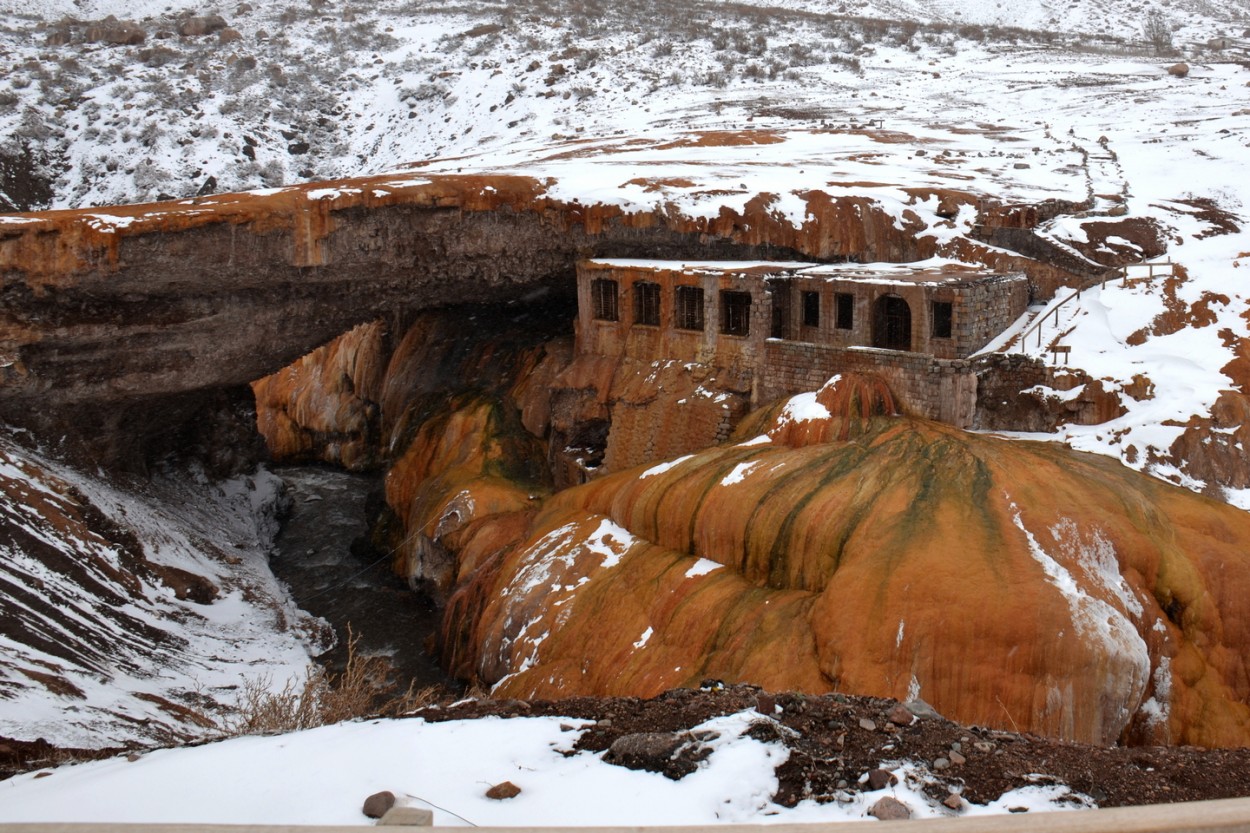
[452,375,1250,748]
[1,165,1101,466]
[252,305,572,599]
[252,321,389,471]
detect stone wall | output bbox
[776,272,1028,359]
[760,341,979,427]
[575,261,802,370]
[975,226,1105,293]
[948,276,1031,357]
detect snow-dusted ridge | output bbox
[0,0,1247,209]
[0,434,326,748]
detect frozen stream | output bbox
[269,466,456,693]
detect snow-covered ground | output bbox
[0,0,1247,208]
[1,0,1249,810]
[991,241,1250,504]
[0,710,1089,826]
[0,434,327,748]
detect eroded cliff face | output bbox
[1,165,1109,467]
[251,302,574,600]
[0,174,924,411]
[448,375,1250,749]
[252,321,390,471]
[251,310,1250,748]
[546,355,754,489]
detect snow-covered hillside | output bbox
[0,434,327,748]
[0,0,1247,209]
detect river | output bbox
[268,465,457,693]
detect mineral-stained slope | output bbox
[461,376,1250,748]
[251,321,390,471]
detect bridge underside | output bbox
[0,182,825,467]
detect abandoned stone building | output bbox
[575,258,1030,427]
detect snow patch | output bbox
[640,455,696,479]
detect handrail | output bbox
[1104,258,1176,288]
[7,795,1250,832]
[1018,285,1087,352]
[1013,259,1177,358]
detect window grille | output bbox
[591,279,619,322]
[675,286,705,331]
[720,291,752,337]
[633,281,660,326]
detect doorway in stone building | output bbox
[873,295,911,351]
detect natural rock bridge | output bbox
[0,170,1085,465]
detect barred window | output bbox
[633,281,660,326]
[591,279,619,322]
[720,291,751,337]
[675,286,705,331]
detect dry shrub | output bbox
[220,627,441,736]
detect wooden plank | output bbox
[7,798,1250,833]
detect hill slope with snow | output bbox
[0,0,1247,209]
[0,435,325,748]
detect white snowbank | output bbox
[0,711,1091,826]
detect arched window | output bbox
[873,295,911,351]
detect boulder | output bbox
[869,797,911,820]
[887,704,915,726]
[904,698,943,720]
[1168,62,1190,78]
[604,732,710,779]
[179,15,228,37]
[362,791,396,819]
[485,781,521,800]
[607,732,684,770]
[84,17,146,45]
[866,769,898,790]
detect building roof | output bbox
[583,259,819,276]
[794,261,1026,287]
[582,258,1023,287]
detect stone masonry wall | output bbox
[778,273,1028,360]
[760,341,979,427]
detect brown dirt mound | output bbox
[419,686,1250,810]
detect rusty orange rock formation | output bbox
[455,375,1250,748]
[252,321,389,470]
